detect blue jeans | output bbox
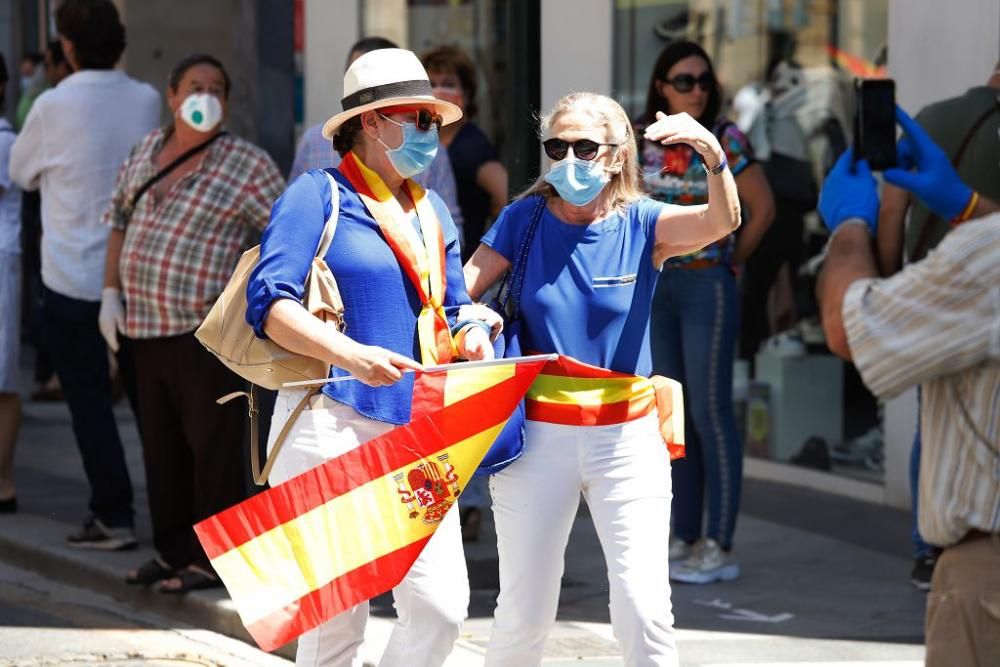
[651,265,742,549]
[42,287,134,528]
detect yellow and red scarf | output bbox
[339,151,456,364]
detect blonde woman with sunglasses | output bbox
[464,91,741,666]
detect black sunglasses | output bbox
[663,73,714,93]
[542,138,618,161]
[380,108,444,132]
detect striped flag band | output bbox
[526,355,686,460]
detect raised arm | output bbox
[644,112,741,266]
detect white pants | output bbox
[486,415,678,667]
[267,390,470,667]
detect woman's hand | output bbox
[457,303,504,341]
[342,342,423,387]
[459,326,494,361]
[644,111,725,168]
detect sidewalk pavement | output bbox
[2,356,927,666]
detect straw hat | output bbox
[321,48,463,140]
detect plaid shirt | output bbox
[105,128,285,338]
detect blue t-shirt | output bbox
[246,168,470,425]
[482,195,667,377]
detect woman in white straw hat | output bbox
[245,48,495,666]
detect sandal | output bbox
[157,567,221,595]
[125,557,175,586]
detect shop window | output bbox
[614,0,889,484]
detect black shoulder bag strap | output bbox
[495,195,547,320]
[911,97,1000,261]
[123,131,229,225]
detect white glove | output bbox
[99,287,125,352]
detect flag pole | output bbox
[281,353,559,388]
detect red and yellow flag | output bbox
[193,357,548,652]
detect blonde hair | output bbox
[517,92,645,212]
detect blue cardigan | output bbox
[246,168,471,425]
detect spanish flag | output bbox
[193,356,549,652]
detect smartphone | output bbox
[853,78,897,170]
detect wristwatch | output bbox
[703,154,728,175]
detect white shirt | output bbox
[0,119,21,255]
[11,70,160,301]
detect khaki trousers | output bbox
[925,532,1000,667]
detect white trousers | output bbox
[486,415,678,667]
[267,390,470,667]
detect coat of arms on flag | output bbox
[193,355,551,652]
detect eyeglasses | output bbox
[663,73,714,93]
[379,108,443,132]
[542,138,618,161]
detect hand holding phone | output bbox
[883,107,973,219]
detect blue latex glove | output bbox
[883,106,973,219]
[818,148,879,235]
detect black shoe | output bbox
[791,437,832,471]
[0,496,16,513]
[67,516,137,551]
[910,555,937,592]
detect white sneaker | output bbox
[669,537,692,562]
[670,538,740,584]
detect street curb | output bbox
[0,512,295,661]
[0,512,487,665]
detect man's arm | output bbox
[816,108,1000,400]
[10,99,46,190]
[817,223,878,360]
[876,183,909,276]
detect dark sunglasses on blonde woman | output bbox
[542,138,619,161]
[663,72,714,93]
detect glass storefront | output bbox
[613,0,890,484]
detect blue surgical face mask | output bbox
[544,156,612,207]
[378,114,440,178]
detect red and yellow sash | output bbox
[526,355,685,460]
[339,151,456,364]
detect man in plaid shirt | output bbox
[101,54,285,594]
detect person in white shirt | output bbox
[9,0,160,547]
[0,54,23,515]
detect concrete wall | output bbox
[119,0,294,173]
[540,0,613,114]
[303,0,359,131]
[888,0,1000,113]
[122,0,258,136]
